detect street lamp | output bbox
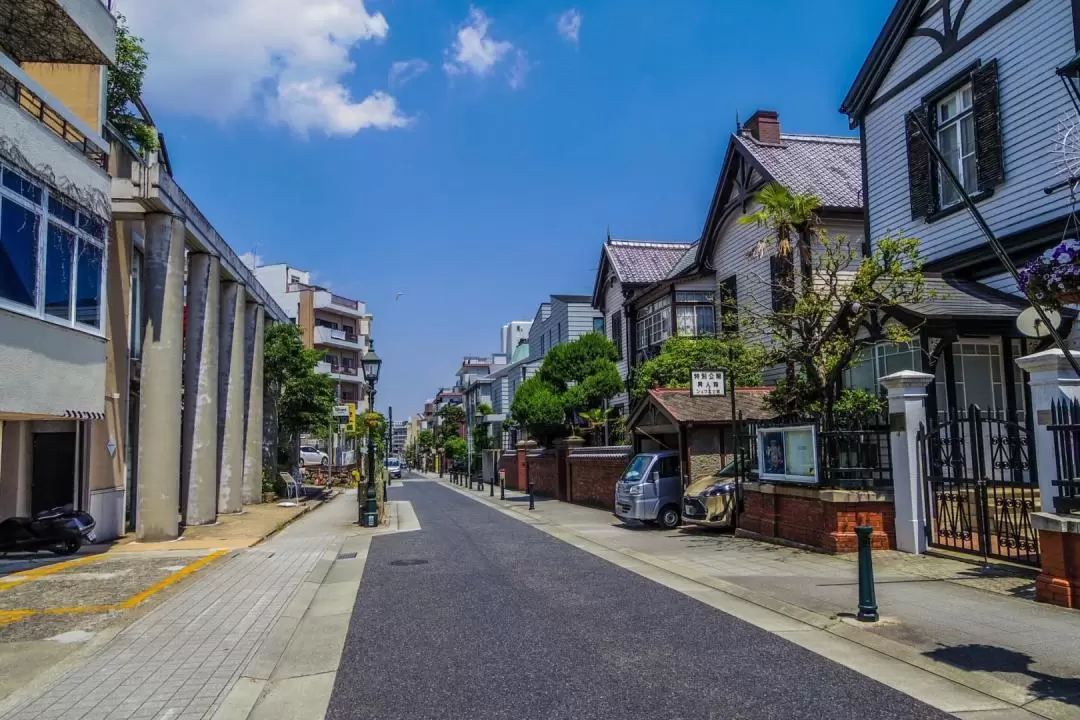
[360,344,382,527]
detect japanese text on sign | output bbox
[690,370,726,397]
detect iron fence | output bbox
[1049,397,1080,514]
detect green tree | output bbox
[264,323,335,472]
[536,333,623,424]
[631,336,765,402]
[471,402,496,453]
[436,403,465,446]
[744,229,929,415]
[510,377,567,447]
[444,436,467,460]
[107,16,159,153]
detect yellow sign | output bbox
[345,423,356,434]
[347,403,357,426]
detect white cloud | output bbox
[117,0,410,137]
[239,251,262,270]
[556,9,582,45]
[507,51,531,90]
[443,7,513,78]
[389,59,430,88]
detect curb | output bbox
[436,479,1078,720]
[254,491,339,548]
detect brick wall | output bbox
[740,484,895,552]
[568,457,625,510]
[499,452,518,491]
[527,452,558,496]
[1036,528,1080,609]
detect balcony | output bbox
[0,54,109,172]
[313,290,368,318]
[316,361,364,384]
[0,0,117,65]
[314,326,363,350]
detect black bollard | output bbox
[528,480,535,510]
[855,525,879,622]
[500,471,505,500]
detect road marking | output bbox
[0,554,106,591]
[118,549,229,608]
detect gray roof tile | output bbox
[736,132,863,209]
[606,240,695,285]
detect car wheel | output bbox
[657,505,680,530]
[321,457,329,467]
[298,458,306,468]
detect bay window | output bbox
[675,291,716,337]
[0,163,107,331]
[636,296,671,353]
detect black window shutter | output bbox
[611,312,622,359]
[770,257,788,312]
[972,59,1004,191]
[904,106,935,220]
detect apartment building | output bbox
[256,264,372,406]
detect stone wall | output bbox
[568,453,629,510]
[739,482,895,552]
[527,451,558,496]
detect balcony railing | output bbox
[315,326,359,345]
[330,294,358,310]
[0,60,108,170]
[330,365,359,377]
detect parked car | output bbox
[385,458,402,480]
[613,450,683,529]
[682,459,740,530]
[299,445,329,467]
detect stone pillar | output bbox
[136,214,185,541]
[1015,349,1080,513]
[180,253,220,526]
[242,303,266,505]
[879,370,935,554]
[218,281,247,514]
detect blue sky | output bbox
[121,0,895,419]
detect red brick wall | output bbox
[1037,529,1080,609]
[568,457,625,510]
[741,487,895,552]
[527,453,558,496]
[499,452,518,491]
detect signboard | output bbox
[347,403,357,426]
[757,424,818,485]
[332,405,350,419]
[691,370,726,397]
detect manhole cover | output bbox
[390,559,429,566]
[337,552,357,560]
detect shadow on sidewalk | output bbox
[925,644,1080,705]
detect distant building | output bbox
[501,321,533,356]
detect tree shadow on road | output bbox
[924,643,1080,706]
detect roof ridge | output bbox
[780,133,860,144]
[609,239,695,248]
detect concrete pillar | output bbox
[180,253,220,526]
[218,281,247,514]
[1015,349,1080,513]
[879,370,935,554]
[136,214,185,541]
[242,303,266,505]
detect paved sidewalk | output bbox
[441,478,1080,719]
[0,493,359,720]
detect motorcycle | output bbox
[0,506,97,556]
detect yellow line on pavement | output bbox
[0,609,34,627]
[117,549,229,609]
[0,553,106,591]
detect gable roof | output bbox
[629,387,774,428]
[839,0,925,124]
[735,132,863,210]
[591,239,696,309]
[664,243,700,279]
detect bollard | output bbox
[855,525,879,622]
[528,480,535,511]
[489,472,494,497]
[500,470,505,500]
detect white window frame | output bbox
[0,162,107,335]
[935,84,977,208]
[636,296,672,350]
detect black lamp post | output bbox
[360,345,382,527]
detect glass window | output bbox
[676,305,696,335]
[47,196,77,226]
[593,316,604,333]
[0,197,41,306]
[2,168,41,204]
[75,241,103,327]
[45,223,74,320]
[936,85,978,207]
[657,456,680,478]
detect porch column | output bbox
[1015,349,1080,513]
[136,214,185,542]
[880,370,935,554]
[180,253,220,526]
[242,303,266,505]
[218,281,247,514]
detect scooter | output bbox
[0,506,97,556]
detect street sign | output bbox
[691,370,726,397]
[332,405,350,419]
[347,403,357,425]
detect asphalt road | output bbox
[325,475,950,720]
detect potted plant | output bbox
[1018,239,1080,308]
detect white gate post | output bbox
[1015,349,1080,513]
[880,370,935,554]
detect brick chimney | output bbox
[744,110,781,145]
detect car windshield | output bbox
[621,455,653,483]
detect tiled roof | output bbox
[648,387,774,424]
[664,244,700,279]
[899,276,1029,318]
[606,240,695,285]
[736,132,863,210]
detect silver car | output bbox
[613,451,683,529]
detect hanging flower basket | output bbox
[1018,239,1080,309]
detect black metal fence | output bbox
[1049,397,1080,514]
[737,411,892,489]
